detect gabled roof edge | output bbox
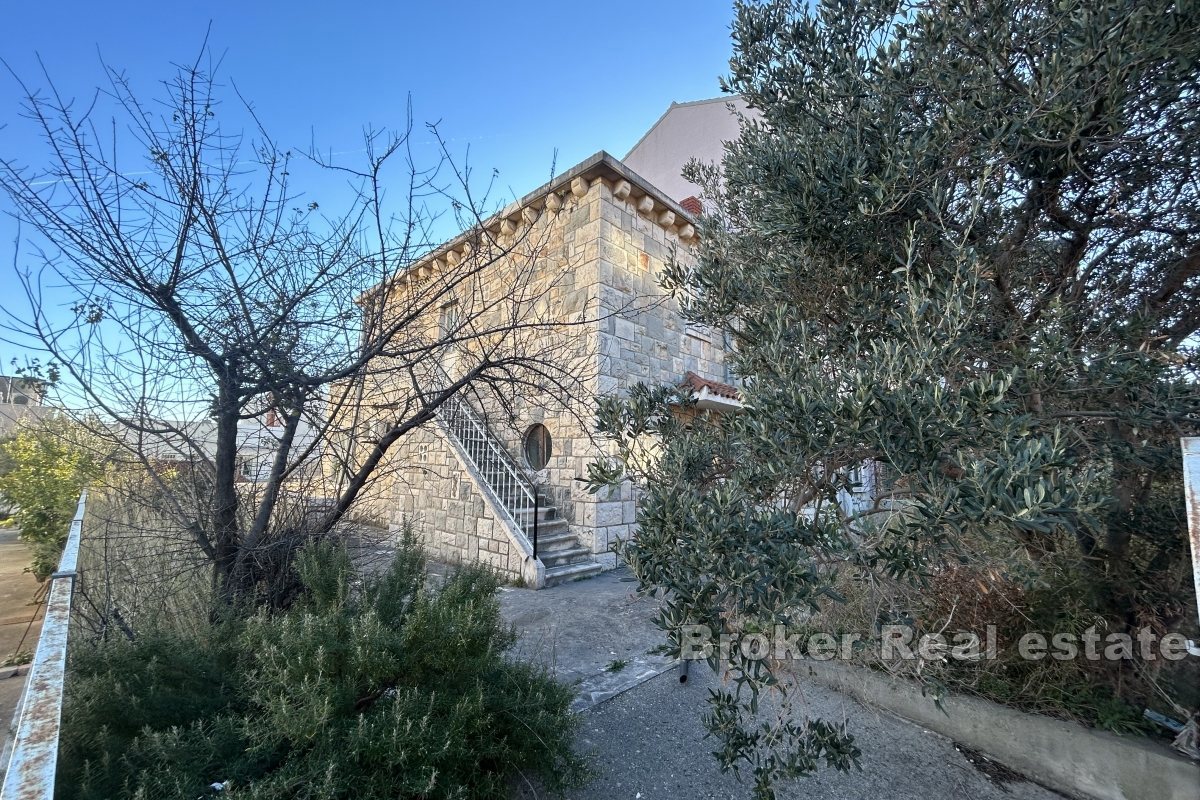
[623,95,744,161]
[362,151,697,301]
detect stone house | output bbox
[354,147,738,588]
[347,96,890,587]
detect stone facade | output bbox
[388,423,542,584]
[355,152,732,585]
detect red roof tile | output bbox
[680,371,740,400]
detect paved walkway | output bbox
[502,568,1065,800]
[499,569,675,711]
[0,527,45,767]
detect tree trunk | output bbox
[212,378,243,602]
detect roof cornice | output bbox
[377,151,697,293]
[423,150,694,266]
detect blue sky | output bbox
[0,0,738,366]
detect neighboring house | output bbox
[623,96,755,210]
[0,376,52,437]
[235,407,322,484]
[130,407,321,485]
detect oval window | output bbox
[523,424,552,470]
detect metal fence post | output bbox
[1180,439,1200,656]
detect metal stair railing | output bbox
[428,368,542,554]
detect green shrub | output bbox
[0,415,101,578]
[800,546,1194,735]
[58,537,588,799]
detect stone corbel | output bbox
[545,192,563,213]
[636,195,655,215]
[571,176,590,198]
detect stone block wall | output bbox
[579,175,730,558]
[386,422,538,584]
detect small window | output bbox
[523,424,552,470]
[439,301,460,338]
[12,395,28,405]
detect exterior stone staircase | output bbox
[436,391,601,587]
[512,496,602,587]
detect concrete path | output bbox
[502,568,1066,800]
[570,667,1065,800]
[499,569,676,711]
[0,527,45,767]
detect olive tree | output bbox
[591,1,1200,795]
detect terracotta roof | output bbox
[680,371,740,400]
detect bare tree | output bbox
[0,49,595,606]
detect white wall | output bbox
[623,97,755,204]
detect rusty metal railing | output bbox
[1181,439,1200,657]
[1,491,86,800]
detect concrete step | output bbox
[543,560,603,588]
[540,545,593,569]
[529,528,575,552]
[494,494,539,512]
[512,504,558,522]
[519,519,566,541]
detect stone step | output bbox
[543,560,604,588]
[530,529,577,553]
[523,519,570,542]
[540,545,594,569]
[473,458,536,483]
[512,504,558,522]
[490,489,537,507]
